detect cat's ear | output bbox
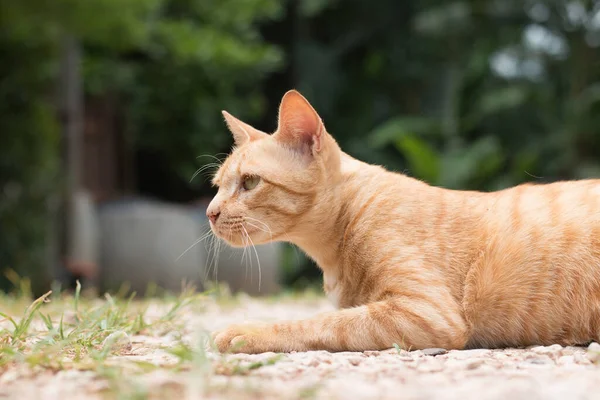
[275,90,325,153]
[222,110,268,146]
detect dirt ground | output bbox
[1,295,599,400]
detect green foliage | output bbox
[83,0,284,182]
[0,31,60,291]
[282,0,600,284]
[294,0,600,191]
[0,0,283,287]
[0,0,160,48]
[368,115,506,189]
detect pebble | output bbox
[307,359,320,367]
[465,360,485,370]
[348,357,363,366]
[422,348,448,356]
[587,342,600,363]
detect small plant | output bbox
[0,281,208,377]
[0,279,317,398]
[0,290,51,344]
[392,334,412,354]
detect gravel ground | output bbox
[1,295,600,400]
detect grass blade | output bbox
[74,280,81,320]
[39,312,54,331]
[58,314,65,340]
[13,291,52,340]
[0,312,18,331]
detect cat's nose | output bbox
[207,208,220,224]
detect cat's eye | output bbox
[242,175,260,191]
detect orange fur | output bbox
[208,90,600,353]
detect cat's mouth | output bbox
[210,219,261,247]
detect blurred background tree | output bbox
[0,0,283,291]
[1,0,599,291]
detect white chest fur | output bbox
[323,272,342,308]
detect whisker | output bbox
[243,216,271,229]
[243,217,274,241]
[214,237,222,283]
[242,229,250,285]
[176,229,214,262]
[227,223,248,284]
[206,230,222,285]
[243,228,252,285]
[242,225,262,292]
[243,238,248,285]
[190,163,221,183]
[195,154,226,163]
[244,221,265,233]
[204,231,215,283]
[244,221,275,245]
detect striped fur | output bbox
[209,90,600,353]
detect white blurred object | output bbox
[98,199,206,293]
[96,198,282,295]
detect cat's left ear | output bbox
[275,90,325,153]
[222,110,268,147]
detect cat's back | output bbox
[484,178,600,230]
[465,178,600,348]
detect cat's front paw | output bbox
[212,323,276,354]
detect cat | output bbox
[208,90,600,354]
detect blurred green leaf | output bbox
[369,116,441,149]
[394,135,440,183]
[413,2,472,36]
[574,162,600,180]
[439,136,504,189]
[299,0,339,17]
[465,86,530,130]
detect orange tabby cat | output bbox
[208,90,600,354]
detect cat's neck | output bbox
[289,188,344,271]
[290,153,379,272]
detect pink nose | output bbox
[207,209,220,224]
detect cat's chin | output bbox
[220,237,268,248]
[224,241,251,249]
[210,227,269,248]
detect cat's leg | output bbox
[213,296,468,353]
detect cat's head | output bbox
[207,90,341,247]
